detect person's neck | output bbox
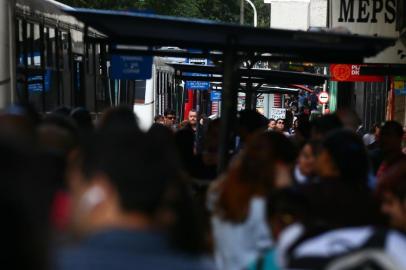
[89,210,153,233]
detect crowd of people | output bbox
[2,103,406,270]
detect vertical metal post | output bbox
[55,29,61,106]
[240,0,245,25]
[9,0,16,105]
[92,42,97,112]
[196,89,201,113]
[67,32,73,107]
[0,0,13,108]
[218,43,239,173]
[22,20,29,104]
[40,23,46,112]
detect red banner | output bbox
[330,64,385,82]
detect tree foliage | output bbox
[59,0,270,27]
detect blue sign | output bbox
[185,72,211,90]
[28,70,52,93]
[210,91,222,101]
[395,89,406,95]
[110,55,153,80]
[184,57,211,91]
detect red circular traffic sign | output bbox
[318,91,329,104]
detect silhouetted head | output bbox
[311,114,343,140]
[237,110,268,143]
[316,129,369,188]
[98,106,139,131]
[379,121,404,159]
[71,107,93,132]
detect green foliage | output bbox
[58,0,269,27]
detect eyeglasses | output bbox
[277,121,284,124]
[166,116,175,120]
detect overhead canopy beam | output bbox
[360,65,406,76]
[211,83,307,94]
[170,63,328,86]
[64,9,395,64]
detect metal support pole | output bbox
[245,0,258,27]
[9,0,16,105]
[240,0,245,25]
[0,0,14,108]
[40,23,46,112]
[218,44,239,173]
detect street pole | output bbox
[0,0,13,109]
[240,0,245,25]
[245,0,258,27]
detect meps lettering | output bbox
[338,0,396,24]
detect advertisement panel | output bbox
[270,108,287,120]
[330,0,405,63]
[394,76,406,95]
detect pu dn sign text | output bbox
[352,65,361,76]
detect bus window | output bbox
[33,24,41,67]
[134,80,146,104]
[47,28,55,68]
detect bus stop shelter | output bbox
[64,8,396,171]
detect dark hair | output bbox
[295,114,311,140]
[369,123,380,134]
[238,110,269,134]
[269,118,276,123]
[81,128,176,214]
[70,107,93,132]
[98,106,139,131]
[322,129,369,187]
[188,109,199,116]
[311,114,343,139]
[267,187,307,221]
[336,109,361,132]
[218,131,298,222]
[164,109,176,117]
[52,106,71,117]
[42,114,77,135]
[380,121,404,138]
[297,181,382,229]
[154,115,164,122]
[40,114,79,153]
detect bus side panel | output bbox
[133,78,154,131]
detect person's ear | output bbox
[80,175,114,212]
[80,184,106,212]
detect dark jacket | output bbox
[56,229,213,270]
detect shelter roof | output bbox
[65,8,396,63]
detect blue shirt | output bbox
[56,229,214,270]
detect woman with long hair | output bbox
[209,131,297,270]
